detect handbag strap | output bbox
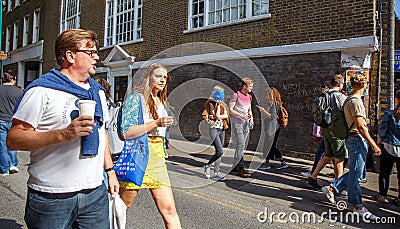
[137,94,145,125]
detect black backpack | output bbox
[312,91,339,127]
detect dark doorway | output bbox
[24,61,40,87]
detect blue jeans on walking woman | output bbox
[330,135,368,208]
[0,120,18,174]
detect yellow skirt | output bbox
[120,137,170,189]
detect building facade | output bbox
[1,0,395,157]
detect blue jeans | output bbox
[232,122,249,167]
[207,128,225,165]
[330,135,368,208]
[311,139,325,173]
[25,184,109,229]
[0,120,18,174]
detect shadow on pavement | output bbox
[0,219,24,229]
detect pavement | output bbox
[0,138,399,229]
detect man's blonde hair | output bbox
[350,73,368,89]
[241,77,253,88]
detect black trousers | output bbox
[378,144,400,197]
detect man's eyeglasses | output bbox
[75,50,98,58]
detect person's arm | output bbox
[257,106,272,118]
[353,116,381,156]
[248,106,254,125]
[104,132,119,194]
[215,104,228,120]
[122,116,175,140]
[376,111,391,147]
[7,116,95,151]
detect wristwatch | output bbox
[104,167,114,173]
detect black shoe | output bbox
[306,177,322,190]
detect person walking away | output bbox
[258,87,288,170]
[6,29,119,229]
[229,77,254,178]
[203,86,229,181]
[375,90,400,205]
[0,70,22,176]
[307,75,348,189]
[320,73,381,221]
[118,63,181,228]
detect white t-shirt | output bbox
[142,100,168,137]
[13,86,109,193]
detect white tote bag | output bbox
[109,193,127,229]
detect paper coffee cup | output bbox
[78,100,96,129]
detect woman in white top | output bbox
[119,63,181,228]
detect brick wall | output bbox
[167,52,340,153]
[106,0,376,61]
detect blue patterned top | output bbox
[121,92,168,137]
[121,93,142,134]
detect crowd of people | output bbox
[0,28,399,228]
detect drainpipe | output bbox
[375,0,383,135]
[388,0,395,109]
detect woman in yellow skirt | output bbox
[119,62,181,228]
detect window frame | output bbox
[7,0,12,12]
[13,21,19,50]
[23,14,30,46]
[104,0,143,47]
[5,25,11,52]
[188,0,270,31]
[60,0,81,32]
[32,9,40,43]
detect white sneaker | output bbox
[301,171,311,177]
[204,164,211,179]
[276,162,288,169]
[340,190,348,196]
[9,166,19,173]
[353,207,379,221]
[259,163,271,170]
[321,186,335,204]
[213,174,227,181]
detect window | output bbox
[189,0,269,29]
[13,21,19,50]
[105,0,142,46]
[23,15,30,46]
[33,9,40,43]
[60,0,81,32]
[5,26,11,52]
[7,0,12,12]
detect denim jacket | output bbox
[378,110,400,146]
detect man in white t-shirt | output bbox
[7,29,119,229]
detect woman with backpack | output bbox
[375,90,400,205]
[257,87,288,170]
[203,86,229,181]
